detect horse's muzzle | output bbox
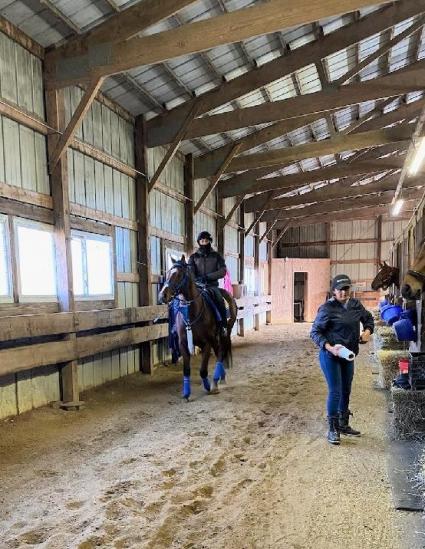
[401,284,421,301]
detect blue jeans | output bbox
[319,349,354,417]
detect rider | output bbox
[188,231,227,331]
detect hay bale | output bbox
[373,326,405,351]
[376,350,408,389]
[391,387,425,439]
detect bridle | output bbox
[162,262,191,298]
[407,269,425,284]
[163,263,205,327]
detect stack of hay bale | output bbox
[373,326,406,389]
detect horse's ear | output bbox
[180,254,186,264]
[383,260,388,266]
[170,255,177,264]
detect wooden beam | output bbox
[228,126,412,173]
[0,324,169,377]
[194,143,242,215]
[260,220,277,243]
[205,95,423,183]
[238,201,245,337]
[46,0,393,89]
[182,61,425,141]
[280,204,414,227]
[184,154,195,253]
[272,223,291,249]
[135,116,153,374]
[393,104,425,203]
[148,100,202,192]
[146,0,424,147]
[263,186,423,223]
[334,14,425,86]
[46,0,197,66]
[376,214,383,265]
[222,195,245,228]
[49,78,104,173]
[45,86,79,405]
[227,157,405,202]
[0,306,168,342]
[251,174,422,213]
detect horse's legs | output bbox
[199,343,211,393]
[179,340,191,400]
[211,338,226,393]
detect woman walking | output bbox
[310,274,374,445]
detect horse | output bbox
[158,255,238,400]
[401,241,425,300]
[371,261,400,291]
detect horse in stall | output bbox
[371,261,400,291]
[158,255,238,400]
[401,241,425,300]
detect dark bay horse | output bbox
[158,256,238,400]
[402,242,425,300]
[371,261,400,291]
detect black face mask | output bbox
[199,243,211,254]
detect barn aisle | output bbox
[0,324,403,549]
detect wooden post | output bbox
[49,78,104,172]
[238,201,245,337]
[325,222,331,258]
[376,214,382,267]
[149,101,202,193]
[135,115,153,374]
[254,219,260,331]
[266,234,272,325]
[217,196,225,257]
[184,154,194,254]
[45,86,80,407]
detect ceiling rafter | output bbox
[45,0,395,89]
[144,0,425,147]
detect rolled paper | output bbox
[337,346,355,361]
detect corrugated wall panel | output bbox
[0,32,44,119]
[64,86,135,167]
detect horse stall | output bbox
[2,2,425,548]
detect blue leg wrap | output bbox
[202,377,211,392]
[213,361,226,383]
[183,376,191,399]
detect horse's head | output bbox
[401,241,425,300]
[158,255,190,304]
[371,261,400,290]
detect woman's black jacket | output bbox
[310,297,374,356]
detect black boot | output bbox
[327,416,340,445]
[339,410,361,436]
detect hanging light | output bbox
[391,199,404,216]
[409,136,425,175]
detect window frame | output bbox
[0,214,13,304]
[13,217,58,303]
[71,229,115,301]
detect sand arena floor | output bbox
[0,324,410,548]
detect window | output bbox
[0,215,12,303]
[14,218,57,301]
[71,231,114,299]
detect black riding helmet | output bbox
[197,231,213,243]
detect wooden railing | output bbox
[0,295,273,377]
[0,306,168,377]
[236,295,272,319]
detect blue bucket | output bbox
[393,318,416,342]
[379,299,389,310]
[400,308,417,323]
[381,304,402,326]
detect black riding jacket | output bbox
[188,246,226,287]
[310,297,374,356]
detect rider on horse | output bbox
[188,231,228,332]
